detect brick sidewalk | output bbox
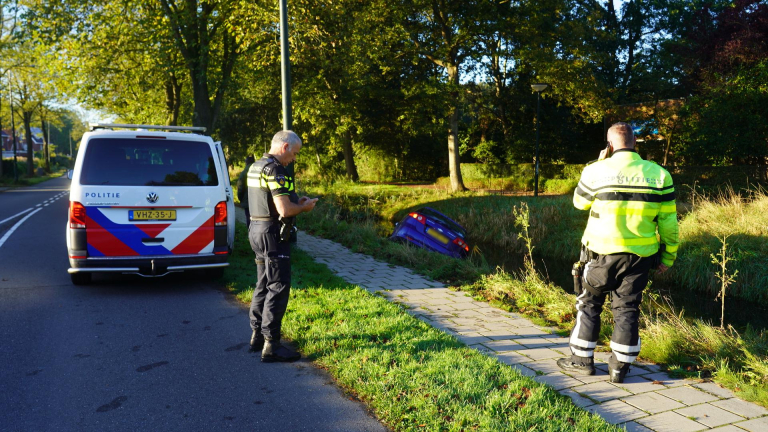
[293,230,768,432]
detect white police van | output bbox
[66,123,235,285]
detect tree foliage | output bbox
[13,0,768,182]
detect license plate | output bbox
[129,209,177,221]
[426,228,449,244]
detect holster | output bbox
[572,261,585,295]
[279,217,295,243]
[573,244,602,296]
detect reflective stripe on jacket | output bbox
[573,150,679,267]
[246,154,297,219]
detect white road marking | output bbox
[0,208,33,226]
[0,208,43,249]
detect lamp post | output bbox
[279,0,291,131]
[531,83,548,197]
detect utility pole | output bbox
[279,0,295,181]
[279,0,292,131]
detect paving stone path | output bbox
[294,230,768,432]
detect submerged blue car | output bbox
[390,207,470,259]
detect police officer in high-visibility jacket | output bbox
[247,130,318,362]
[557,122,679,383]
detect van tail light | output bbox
[453,237,469,252]
[70,201,86,229]
[409,212,426,224]
[214,201,227,226]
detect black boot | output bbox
[250,330,265,351]
[608,354,631,383]
[261,338,301,363]
[557,355,595,375]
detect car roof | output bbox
[83,129,213,143]
[416,207,467,236]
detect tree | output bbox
[0,0,22,178]
[25,0,273,134]
[669,0,768,165]
[401,0,498,191]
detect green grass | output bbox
[660,187,768,304]
[294,181,768,407]
[639,292,768,406]
[303,180,768,306]
[297,185,488,286]
[0,168,67,187]
[302,179,586,262]
[223,222,618,431]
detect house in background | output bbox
[1,128,44,155]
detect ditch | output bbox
[475,240,768,332]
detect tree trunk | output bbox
[41,118,50,173]
[190,77,213,132]
[165,73,182,126]
[446,65,467,192]
[341,120,359,181]
[23,111,34,177]
[314,147,326,178]
[663,132,672,166]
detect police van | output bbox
[66,123,235,285]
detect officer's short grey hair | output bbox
[607,122,635,148]
[271,130,302,151]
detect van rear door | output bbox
[78,137,220,258]
[214,142,235,250]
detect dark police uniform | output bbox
[246,153,298,341]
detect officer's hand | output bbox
[298,196,309,204]
[599,147,610,161]
[657,264,669,274]
[302,198,318,212]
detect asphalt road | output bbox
[0,177,386,432]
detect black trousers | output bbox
[569,252,653,364]
[248,221,291,340]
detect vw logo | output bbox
[146,192,159,204]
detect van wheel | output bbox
[207,267,225,279]
[70,272,92,285]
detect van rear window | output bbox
[80,138,219,186]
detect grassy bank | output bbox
[223,222,618,431]
[0,168,67,187]
[303,180,768,306]
[302,180,585,262]
[296,182,768,407]
[665,187,768,304]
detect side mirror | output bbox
[67,170,73,180]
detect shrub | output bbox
[543,178,578,194]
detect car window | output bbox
[418,207,466,236]
[80,138,219,186]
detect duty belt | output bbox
[250,216,278,222]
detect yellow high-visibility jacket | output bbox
[573,149,679,267]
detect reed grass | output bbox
[662,187,768,304]
[640,293,768,406]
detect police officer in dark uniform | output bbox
[246,130,318,362]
